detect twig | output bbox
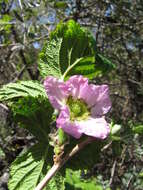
[18,0,23,10]
[101,141,112,152]
[0,104,9,111]
[126,175,133,189]
[12,65,26,82]
[35,137,94,190]
[109,159,117,186]
[27,34,49,45]
[11,25,35,79]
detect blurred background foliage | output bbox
[0,0,143,189]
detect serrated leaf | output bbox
[11,96,54,143]
[50,20,96,77]
[0,81,47,101]
[9,143,49,190]
[39,20,115,80]
[9,143,64,190]
[39,38,63,78]
[39,20,96,80]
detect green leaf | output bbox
[95,53,116,76]
[39,20,96,80]
[0,81,47,101]
[11,96,54,143]
[50,20,96,73]
[65,168,103,190]
[9,143,49,190]
[8,143,64,190]
[0,81,54,143]
[39,20,115,80]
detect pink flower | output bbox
[44,75,111,139]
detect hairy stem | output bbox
[35,137,94,190]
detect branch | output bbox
[12,65,26,82]
[73,0,82,21]
[11,25,35,79]
[35,137,94,190]
[109,159,117,186]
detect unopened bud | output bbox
[58,128,68,145]
[111,124,121,135]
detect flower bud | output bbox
[111,124,121,135]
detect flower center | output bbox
[67,96,89,121]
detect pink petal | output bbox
[81,84,111,116]
[76,117,110,139]
[44,76,70,109]
[90,85,111,116]
[66,75,88,99]
[56,106,82,139]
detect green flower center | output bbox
[67,96,90,121]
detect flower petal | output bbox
[56,106,82,139]
[90,85,111,116]
[44,76,70,109]
[76,117,110,139]
[66,75,88,99]
[81,84,111,116]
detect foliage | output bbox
[9,143,64,190]
[39,20,115,80]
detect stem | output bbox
[35,137,94,190]
[61,58,83,80]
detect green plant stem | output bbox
[35,137,94,190]
[61,58,83,80]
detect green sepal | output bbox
[58,128,69,146]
